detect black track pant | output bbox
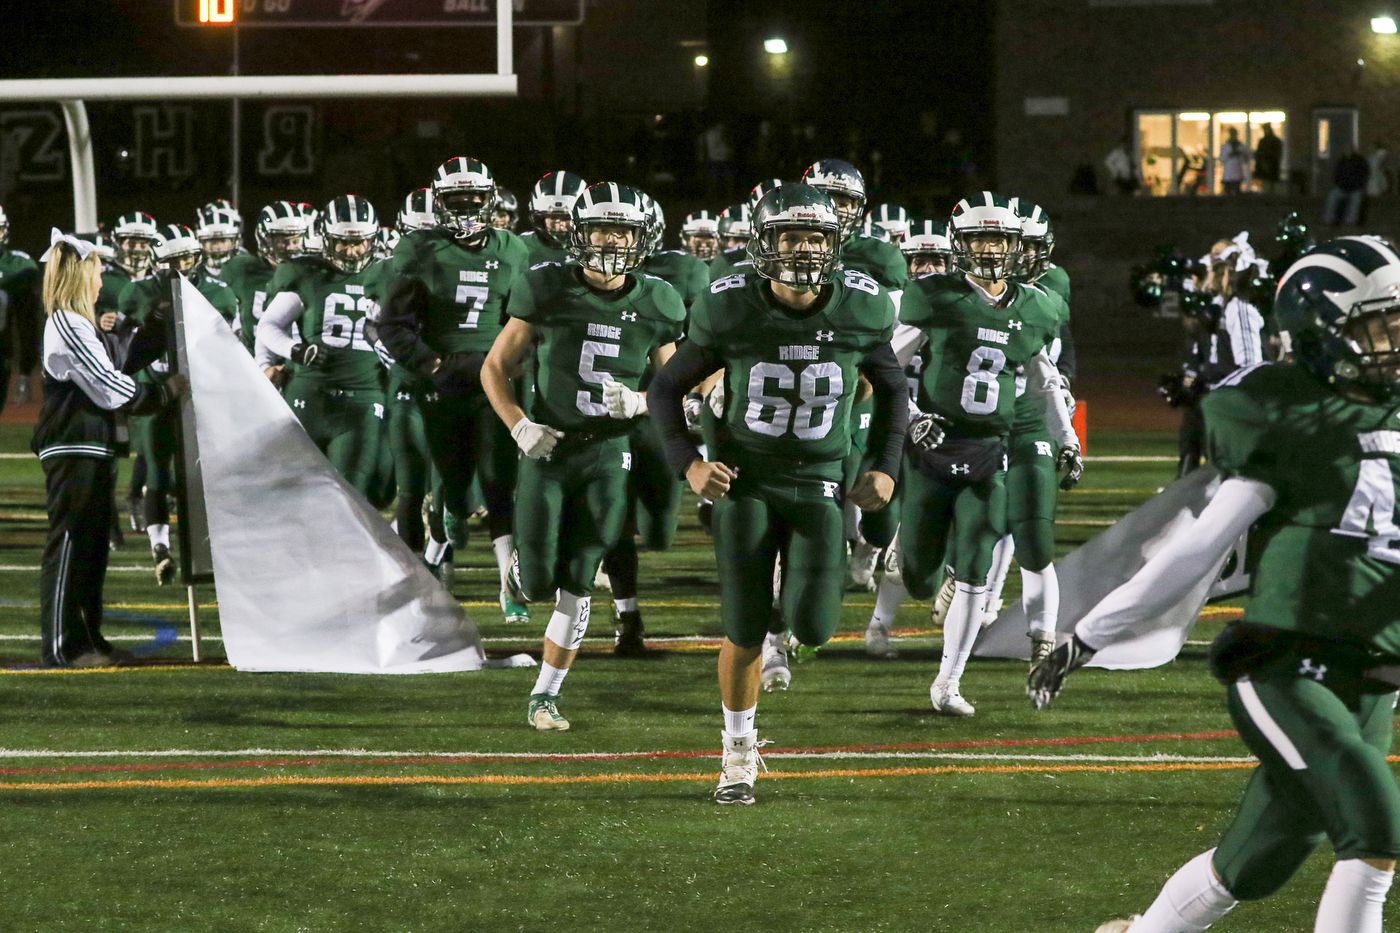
[38,456,115,666]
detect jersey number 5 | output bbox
[1333,457,1400,564]
[744,361,844,440]
[576,340,621,416]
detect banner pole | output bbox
[187,585,202,662]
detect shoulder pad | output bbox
[12,250,31,260]
[529,260,561,272]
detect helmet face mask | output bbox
[320,195,378,274]
[112,212,160,277]
[568,183,650,277]
[195,206,242,272]
[955,229,1021,282]
[154,224,203,275]
[256,201,308,265]
[748,186,842,293]
[432,157,496,240]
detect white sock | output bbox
[1314,859,1393,933]
[722,703,756,738]
[1129,849,1237,932]
[424,536,449,566]
[614,597,638,614]
[1021,565,1059,637]
[985,534,1015,610]
[146,523,171,549]
[491,535,513,590]
[531,661,569,697]
[934,582,985,686]
[870,575,907,630]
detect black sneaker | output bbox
[1027,634,1097,710]
[613,610,647,657]
[152,543,175,586]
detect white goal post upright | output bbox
[0,0,516,232]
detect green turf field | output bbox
[0,423,1380,932]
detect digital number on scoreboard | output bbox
[175,0,584,28]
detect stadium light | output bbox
[1373,15,1397,33]
[764,37,788,55]
[694,54,709,67]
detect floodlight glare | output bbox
[764,38,789,55]
[694,54,710,67]
[1373,16,1397,33]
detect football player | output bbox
[865,203,912,245]
[222,201,307,354]
[397,188,436,235]
[492,187,519,231]
[900,219,954,276]
[481,182,685,730]
[118,223,237,582]
[1069,237,1400,933]
[375,227,400,262]
[255,195,387,497]
[0,204,41,416]
[378,158,533,623]
[681,210,720,261]
[194,204,243,275]
[709,181,781,283]
[649,184,907,804]
[976,201,1083,665]
[890,192,1069,716]
[717,203,752,254]
[521,170,588,266]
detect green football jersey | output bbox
[266,257,387,391]
[98,265,140,318]
[901,273,1063,438]
[389,227,530,356]
[118,272,238,383]
[220,252,280,352]
[510,262,685,435]
[1204,363,1400,655]
[1011,264,1074,433]
[1038,264,1071,318]
[519,230,568,267]
[689,267,896,467]
[0,247,40,345]
[840,232,908,292]
[708,246,748,283]
[641,250,708,309]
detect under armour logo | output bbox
[816,331,835,342]
[373,403,385,419]
[485,260,500,269]
[1008,320,1023,330]
[397,391,411,401]
[1299,658,1327,682]
[950,463,970,475]
[292,399,306,409]
[821,481,840,498]
[620,310,638,322]
[425,392,440,402]
[622,452,633,471]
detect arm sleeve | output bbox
[858,342,910,478]
[890,322,926,368]
[1028,350,1078,449]
[46,311,141,410]
[121,318,169,376]
[254,291,305,368]
[377,276,440,375]
[648,338,724,477]
[1055,319,1077,382]
[1074,477,1276,651]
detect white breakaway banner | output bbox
[177,278,526,673]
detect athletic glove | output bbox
[289,342,322,368]
[1057,445,1085,491]
[511,417,563,460]
[1059,375,1076,418]
[602,379,646,419]
[907,407,949,452]
[683,392,705,433]
[707,380,725,418]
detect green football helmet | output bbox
[949,192,1021,282]
[681,209,720,259]
[153,223,203,275]
[320,194,379,274]
[0,202,11,250]
[747,184,843,291]
[530,170,589,248]
[111,211,160,277]
[718,203,752,250]
[866,203,911,244]
[1275,236,1400,398]
[568,182,651,276]
[397,188,436,234]
[639,191,665,255]
[256,201,308,265]
[492,187,519,231]
[1129,265,1164,308]
[902,219,954,276]
[746,178,784,215]
[432,156,496,239]
[194,205,241,272]
[1014,199,1054,280]
[801,159,865,238]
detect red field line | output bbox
[0,730,1243,777]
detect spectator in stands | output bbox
[1104,137,1136,194]
[1217,128,1249,195]
[1324,148,1370,226]
[1252,124,1282,193]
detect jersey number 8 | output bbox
[961,346,1006,416]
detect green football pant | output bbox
[1005,427,1059,572]
[388,391,433,552]
[841,395,875,491]
[513,435,631,600]
[284,379,386,498]
[713,466,846,649]
[419,389,516,540]
[132,401,177,528]
[899,465,1006,600]
[601,420,684,602]
[1212,674,1400,900]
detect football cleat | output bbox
[527,694,570,731]
[760,632,791,692]
[864,622,897,659]
[152,543,175,586]
[1030,632,1056,669]
[931,570,956,626]
[1093,918,1139,933]
[500,590,530,625]
[1027,633,1098,710]
[713,731,765,806]
[846,539,880,592]
[930,681,975,717]
[613,609,646,657]
[444,510,469,551]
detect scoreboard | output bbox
[175,0,584,28]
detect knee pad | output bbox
[544,591,591,650]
